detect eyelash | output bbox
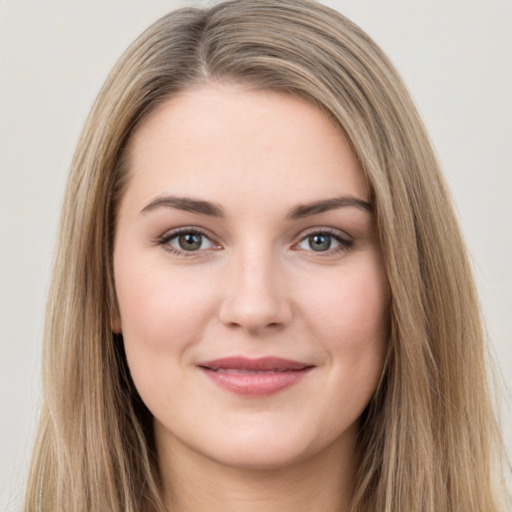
[156,227,354,257]
[293,228,354,256]
[156,227,219,257]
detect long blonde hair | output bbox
[24,1,508,510]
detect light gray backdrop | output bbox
[1,0,511,509]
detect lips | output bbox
[198,357,314,396]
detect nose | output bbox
[218,247,293,335]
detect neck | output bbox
[156,428,357,512]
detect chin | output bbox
[207,441,312,471]
[191,420,353,473]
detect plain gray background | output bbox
[1,0,511,509]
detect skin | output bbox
[113,84,389,512]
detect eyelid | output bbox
[156,226,222,255]
[155,225,354,257]
[292,227,354,254]
[297,225,352,239]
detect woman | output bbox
[23,0,508,511]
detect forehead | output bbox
[123,84,368,212]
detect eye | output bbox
[300,233,337,252]
[159,229,218,254]
[295,230,353,254]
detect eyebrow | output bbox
[139,194,372,218]
[140,196,224,217]
[286,195,372,219]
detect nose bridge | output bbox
[219,240,291,333]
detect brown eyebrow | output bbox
[139,194,372,219]
[286,195,372,219]
[140,196,224,217]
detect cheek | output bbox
[114,259,216,366]
[114,262,219,416]
[306,260,389,345]
[302,259,389,396]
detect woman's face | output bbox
[113,85,389,471]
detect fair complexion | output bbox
[113,84,389,512]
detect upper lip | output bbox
[198,356,313,372]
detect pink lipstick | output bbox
[198,356,314,396]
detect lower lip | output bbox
[200,368,313,396]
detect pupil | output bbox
[309,234,331,251]
[179,233,202,251]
